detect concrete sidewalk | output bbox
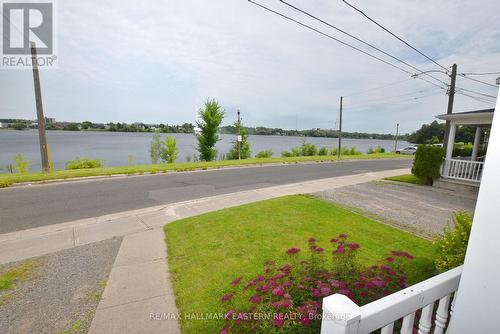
[0,168,408,334]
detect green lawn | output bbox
[164,195,436,333]
[0,153,407,188]
[0,153,409,188]
[384,174,426,185]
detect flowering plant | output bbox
[219,235,413,333]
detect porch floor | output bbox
[314,180,477,238]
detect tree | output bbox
[196,99,225,161]
[227,115,251,160]
[149,132,162,164]
[81,121,93,130]
[160,136,179,163]
[63,123,79,131]
[12,122,27,130]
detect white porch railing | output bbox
[321,266,462,334]
[441,158,483,182]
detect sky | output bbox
[1,0,499,134]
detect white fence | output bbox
[321,266,462,334]
[441,158,483,182]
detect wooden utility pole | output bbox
[337,96,343,159]
[237,109,241,160]
[394,123,399,152]
[443,64,457,152]
[30,42,50,173]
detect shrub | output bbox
[411,145,445,185]
[0,179,12,188]
[66,158,104,170]
[256,150,273,158]
[149,132,162,164]
[300,141,317,156]
[368,146,386,154]
[160,136,179,163]
[434,212,472,272]
[281,151,292,158]
[318,147,328,156]
[227,117,251,160]
[14,154,30,173]
[219,235,412,333]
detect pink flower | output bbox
[347,243,360,250]
[231,277,242,286]
[339,233,348,238]
[385,257,395,263]
[371,279,386,288]
[330,280,343,288]
[308,237,316,243]
[274,317,285,328]
[330,238,338,243]
[315,247,324,253]
[221,293,233,302]
[220,326,229,334]
[249,295,262,304]
[225,310,235,319]
[361,291,369,298]
[287,247,300,255]
[281,299,292,308]
[284,293,291,299]
[300,315,311,327]
[320,286,332,296]
[312,289,321,298]
[334,246,345,254]
[338,288,351,295]
[354,282,364,289]
[272,287,285,296]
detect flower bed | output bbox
[219,235,413,333]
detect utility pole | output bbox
[337,96,343,159]
[237,109,241,160]
[443,64,457,152]
[31,42,50,173]
[394,123,399,152]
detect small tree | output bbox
[160,136,179,163]
[435,211,472,272]
[227,116,251,160]
[149,132,162,164]
[196,99,225,161]
[411,145,445,185]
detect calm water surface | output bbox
[0,130,409,172]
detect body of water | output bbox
[0,130,409,172]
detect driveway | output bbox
[315,181,477,237]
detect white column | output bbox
[471,127,481,161]
[447,90,500,333]
[446,123,456,160]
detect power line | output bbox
[341,0,449,72]
[460,71,500,76]
[457,92,496,106]
[278,0,449,87]
[248,0,449,92]
[458,74,498,88]
[456,87,497,99]
[345,90,443,110]
[346,87,437,106]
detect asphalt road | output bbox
[0,159,411,234]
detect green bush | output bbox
[0,179,12,188]
[14,154,31,173]
[368,146,386,154]
[160,136,179,163]
[411,145,444,185]
[452,143,486,157]
[66,158,104,170]
[300,140,317,156]
[318,147,328,156]
[434,212,472,272]
[255,149,273,158]
[281,151,292,158]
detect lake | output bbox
[0,130,409,172]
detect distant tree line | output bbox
[407,121,477,144]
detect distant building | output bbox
[0,122,11,128]
[45,117,56,124]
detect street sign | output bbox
[237,135,242,142]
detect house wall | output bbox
[448,93,499,332]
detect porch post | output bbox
[471,127,481,161]
[446,123,456,160]
[447,90,500,333]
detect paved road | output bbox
[0,159,410,234]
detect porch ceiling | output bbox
[436,108,494,125]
